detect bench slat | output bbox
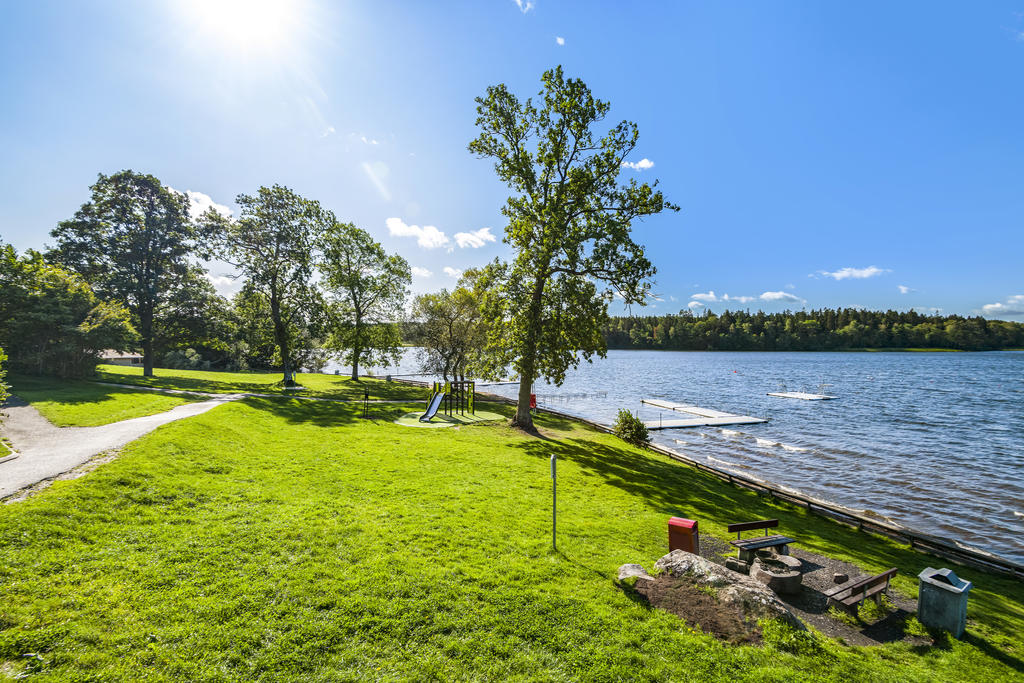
[727,519,779,533]
[825,568,898,605]
[730,535,795,550]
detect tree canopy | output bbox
[50,170,195,376]
[411,283,486,382]
[320,222,410,380]
[0,245,136,378]
[468,66,676,429]
[204,185,334,385]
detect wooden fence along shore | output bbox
[383,376,1024,580]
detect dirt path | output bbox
[0,393,240,499]
[92,382,419,404]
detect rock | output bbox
[725,557,751,575]
[833,572,849,584]
[750,558,803,596]
[654,550,805,630]
[617,563,654,586]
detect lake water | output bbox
[330,349,1024,563]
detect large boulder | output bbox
[654,550,804,630]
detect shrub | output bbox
[613,409,650,447]
[0,346,8,404]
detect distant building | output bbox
[100,349,144,366]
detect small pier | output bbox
[767,391,836,400]
[641,399,768,430]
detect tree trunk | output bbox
[350,345,360,381]
[512,274,547,431]
[141,305,155,377]
[270,293,293,385]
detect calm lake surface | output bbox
[336,349,1024,563]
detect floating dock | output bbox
[641,399,768,430]
[766,391,836,400]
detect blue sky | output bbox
[1,1,1022,319]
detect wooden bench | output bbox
[728,519,796,562]
[825,568,898,613]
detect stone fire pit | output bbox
[750,553,803,595]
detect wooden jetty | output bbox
[641,399,768,430]
[766,391,836,400]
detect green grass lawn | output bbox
[94,364,428,402]
[0,389,1022,680]
[0,441,10,457]
[8,375,207,427]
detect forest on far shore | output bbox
[602,308,1024,351]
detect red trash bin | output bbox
[530,393,537,410]
[668,517,699,554]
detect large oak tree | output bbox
[50,170,195,376]
[469,66,677,430]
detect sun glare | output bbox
[181,0,305,57]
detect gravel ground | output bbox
[693,534,928,647]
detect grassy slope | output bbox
[0,397,1022,680]
[0,441,9,457]
[8,375,205,427]
[94,365,427,402]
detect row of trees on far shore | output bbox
[602,309,1024,352]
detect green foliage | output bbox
[613,408,650,446]
[469,66,677,428]
[203,185,335,384]
[411,282,486,381]
[1,376,1021,680]
[7,374,202,427]
[319,222,410,379]
[604,308,1024,351]
[49,170,196,375]
[0,245,136,378]
[0,346,8,405]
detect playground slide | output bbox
[420,392,446,422]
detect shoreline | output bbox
[441,379,1024,580]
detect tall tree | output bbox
[204,185,333,385]
[50,170,195,376]
[320,222,410,380]
[469,66,677,430]
[0,245,136,378]
[412,283,486,381]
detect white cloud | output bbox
[454,227,497,249]
[724,294,755,304]
[362,162,391,201]
[621,158,655,171]
[668,295,677,302]
[205,272,242,296]
[443,267,463,279]
[321,126,336,138]
[898,285,916,294]
[687,300,705,309]
[760,291,805,304]
[817,266,888,280]
[360,135,379,145]
[411,266,433,278]
[167,189,232,220]
[981,295,1024,317]
[386,217,450,249]
[690,290,719,302]
[514,0,534,12]
[556,36,565,46]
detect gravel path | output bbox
[0,393,241,499]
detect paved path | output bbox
[0,394,241,498]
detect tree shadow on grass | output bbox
[511,432,1024,652]
[239,396,413,428]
